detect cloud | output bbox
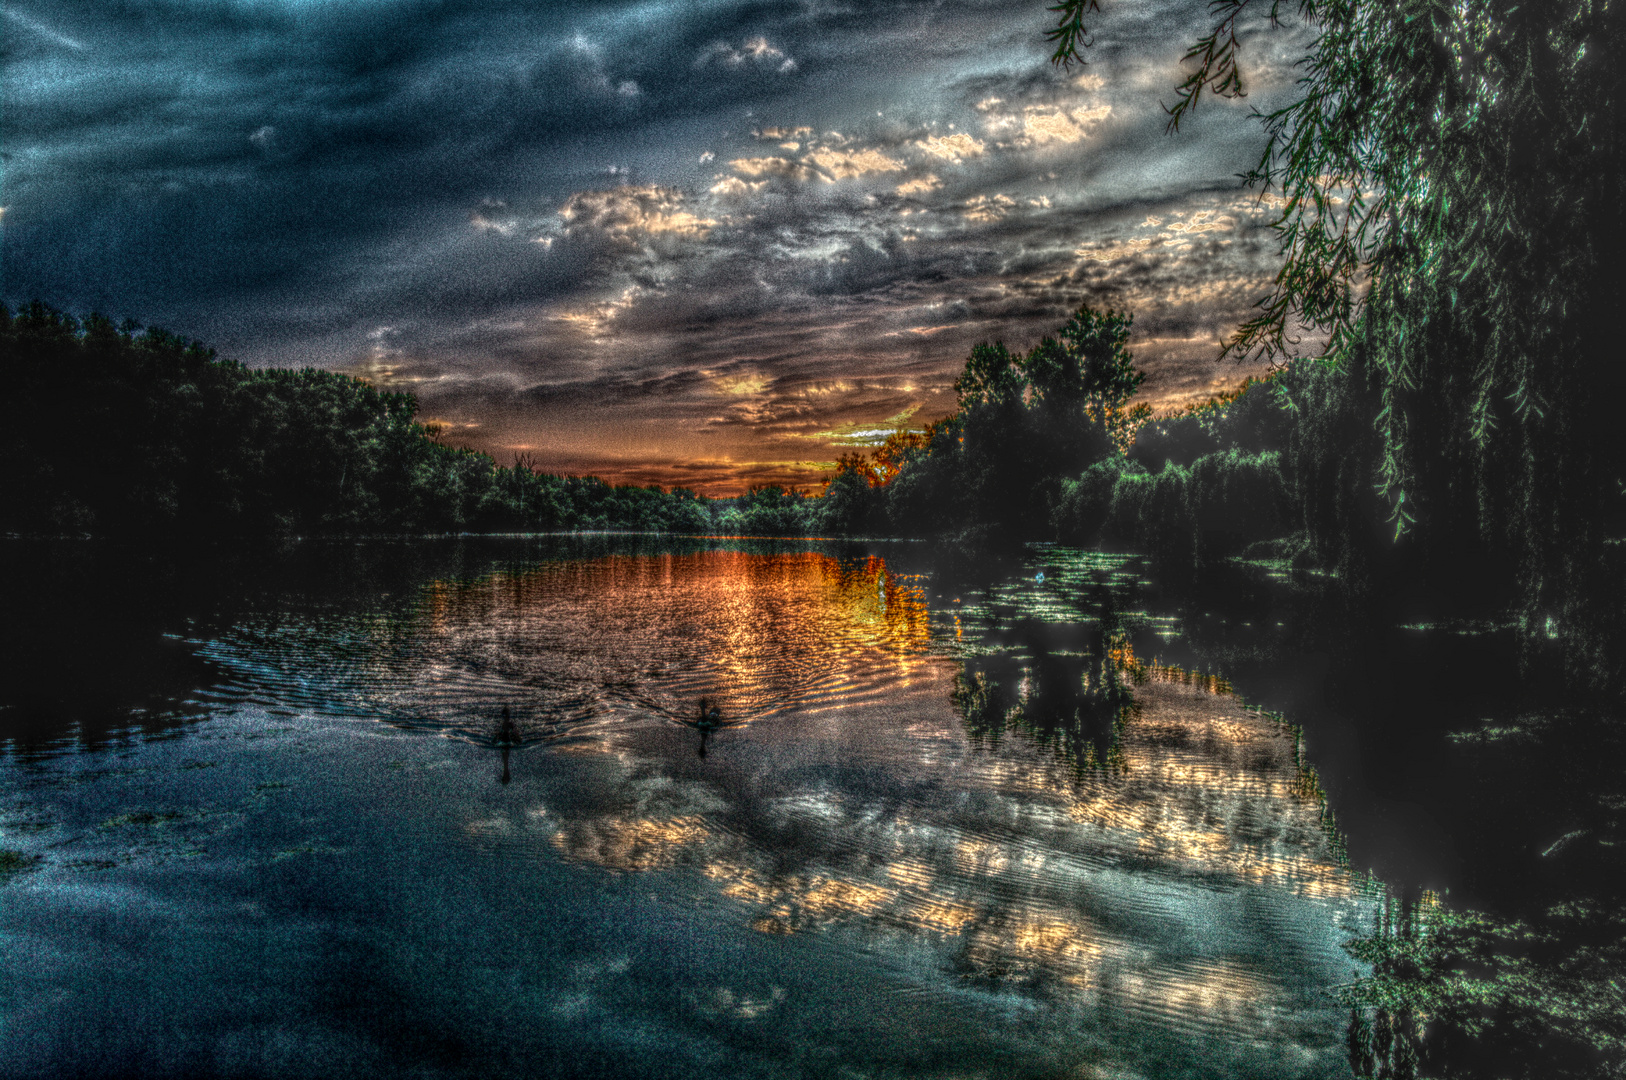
[696,36,798,73]
[559,186,714,239]
[1018,103,1112,146]
[713,371,770,396]
[895,175,942,197]
[566,30,646,101]
[471,200,517,236]
[803,147,904,180]
[755,127,813,141]
[915,133,986,163]
[963,193,1017,223]
[979,102,1113,147]
[724,143,903,185]
[1165,210,1232,237]
[708,176,766,199]
[2,0,1305,492]
[4,7,86,51]
[728,156,818,182]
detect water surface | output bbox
[0,538,1374,1079]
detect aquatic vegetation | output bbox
[271,841,343,861]
[1341,893,1626,1080]
[0,849,42,878]
[99,810,185,829]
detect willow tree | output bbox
[1050,0,1625,680]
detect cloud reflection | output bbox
[392,546,1369,1031]
[177,540,1365,1071]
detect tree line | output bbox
[0,302,833,539]
[9,289,1620,687]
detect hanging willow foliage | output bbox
[1050,0,1626,680]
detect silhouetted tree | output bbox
[0,305,724,538]
[1047,0,1626,681]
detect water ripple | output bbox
[197,551,939,744]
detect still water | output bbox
[0,537,1378,1079]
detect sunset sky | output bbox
[3,0,1310,493]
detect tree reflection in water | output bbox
[1,538,1380,1079]
[952,584,1138,775]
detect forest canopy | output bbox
[1047,0,1625,682]
[0,303,722,538]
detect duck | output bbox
[495,705,521,746]
[695,699,724,731]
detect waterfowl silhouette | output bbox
[695,699,724,731]
[495,705,521,746]
[495,706,520,785]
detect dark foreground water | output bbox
[2,535,1554,1079]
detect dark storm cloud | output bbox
[2,0,1310,491]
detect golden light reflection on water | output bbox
[958,908,1108,988]
[551,814,712,873]
[535,654,1356,1002]
[393,550,937,728]
[1051,643,1355,900]
[406,548,1364,1039]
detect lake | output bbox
[1,535,1532,1079]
